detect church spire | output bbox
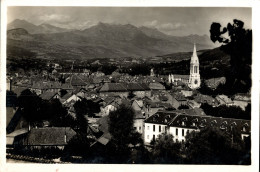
[191,43,199,64]
[193,43,197,57]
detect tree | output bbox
[46,99,70,127]
[210,19,252,93]
[151,133,182,163]
[73,98,89,133]
[108,104,136,162]
[185,127,249,164]
[17,89,42,123]
[6,90,17,107]
[64,133,90,157]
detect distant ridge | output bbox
[7,19,217,60]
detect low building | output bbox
[216,95,233,106]
[99,83,151,98]
[23,127,76,149]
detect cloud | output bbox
[143,20,186,33]
[158,22,186,31]
[39,14,72,24]
[143,20,158,28]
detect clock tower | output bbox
[188,44,201,89]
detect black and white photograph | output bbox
[1,1,259,172]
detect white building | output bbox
[144,111,251,144]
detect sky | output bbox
[7,7,252,36]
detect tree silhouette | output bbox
[17,89,42,123]
[73,98,89,133]
[185,127,249,164]
[210,19,252,93]
[151,133,182,163]
[108,104,136,162]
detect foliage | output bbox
[185,127,249,164]
[210,19,252,93]
[201,103,250,120]
[17,89,42,123]
[73,99,89,133]
[64,133,90,156]
[6,90,17,107]
[151,133,182,163]
[108,104,143,162]
[17,89,71,127]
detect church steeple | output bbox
[191,43,199,64]
[188,43,201,89]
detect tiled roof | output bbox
[145,111,251,134]
[173,74,190,80]
[99,83,150,92]
[40,91,58,100]
[26,127,76,146]
[99,83,127,92]
[149,82,166,90]
[70,75,87,86]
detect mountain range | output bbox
[7,19,217,60]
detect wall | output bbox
[144,123,167,144]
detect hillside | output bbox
[8,19,71,34]
[7,20,217,60]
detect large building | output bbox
[144,110,250,144]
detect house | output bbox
[6,128,29,148]
[39,91,60,101]
[232,94,251,111]
[148,82,165,90]
[205,77,226,90]
[144,111,250,144]
[6,107,28,134]
[69,75,88,88]
[133,111,145,134]
[180,90,193,97]
[173,92,188,106]
[23,127,76,149]
[216,95,233,106]
[99,83,128,98]
[75,88,88,98]
[187,100,201,109]
[61,93,81,105]
[194,94,219,107]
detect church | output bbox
[168,44,201,90]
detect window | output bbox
[134,127,137,130]
[153,125,155,132]
[187,130,190,135]
[182,129,184,136]
[159,126,161,132]
[194,66,197,73]
[147,135,149,139]
[139,127,141,131]
[153,135,155,141]
[176,128,178,136]
[147,126,149,130]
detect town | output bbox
[5,7,252,165]
[6,44,251,164]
